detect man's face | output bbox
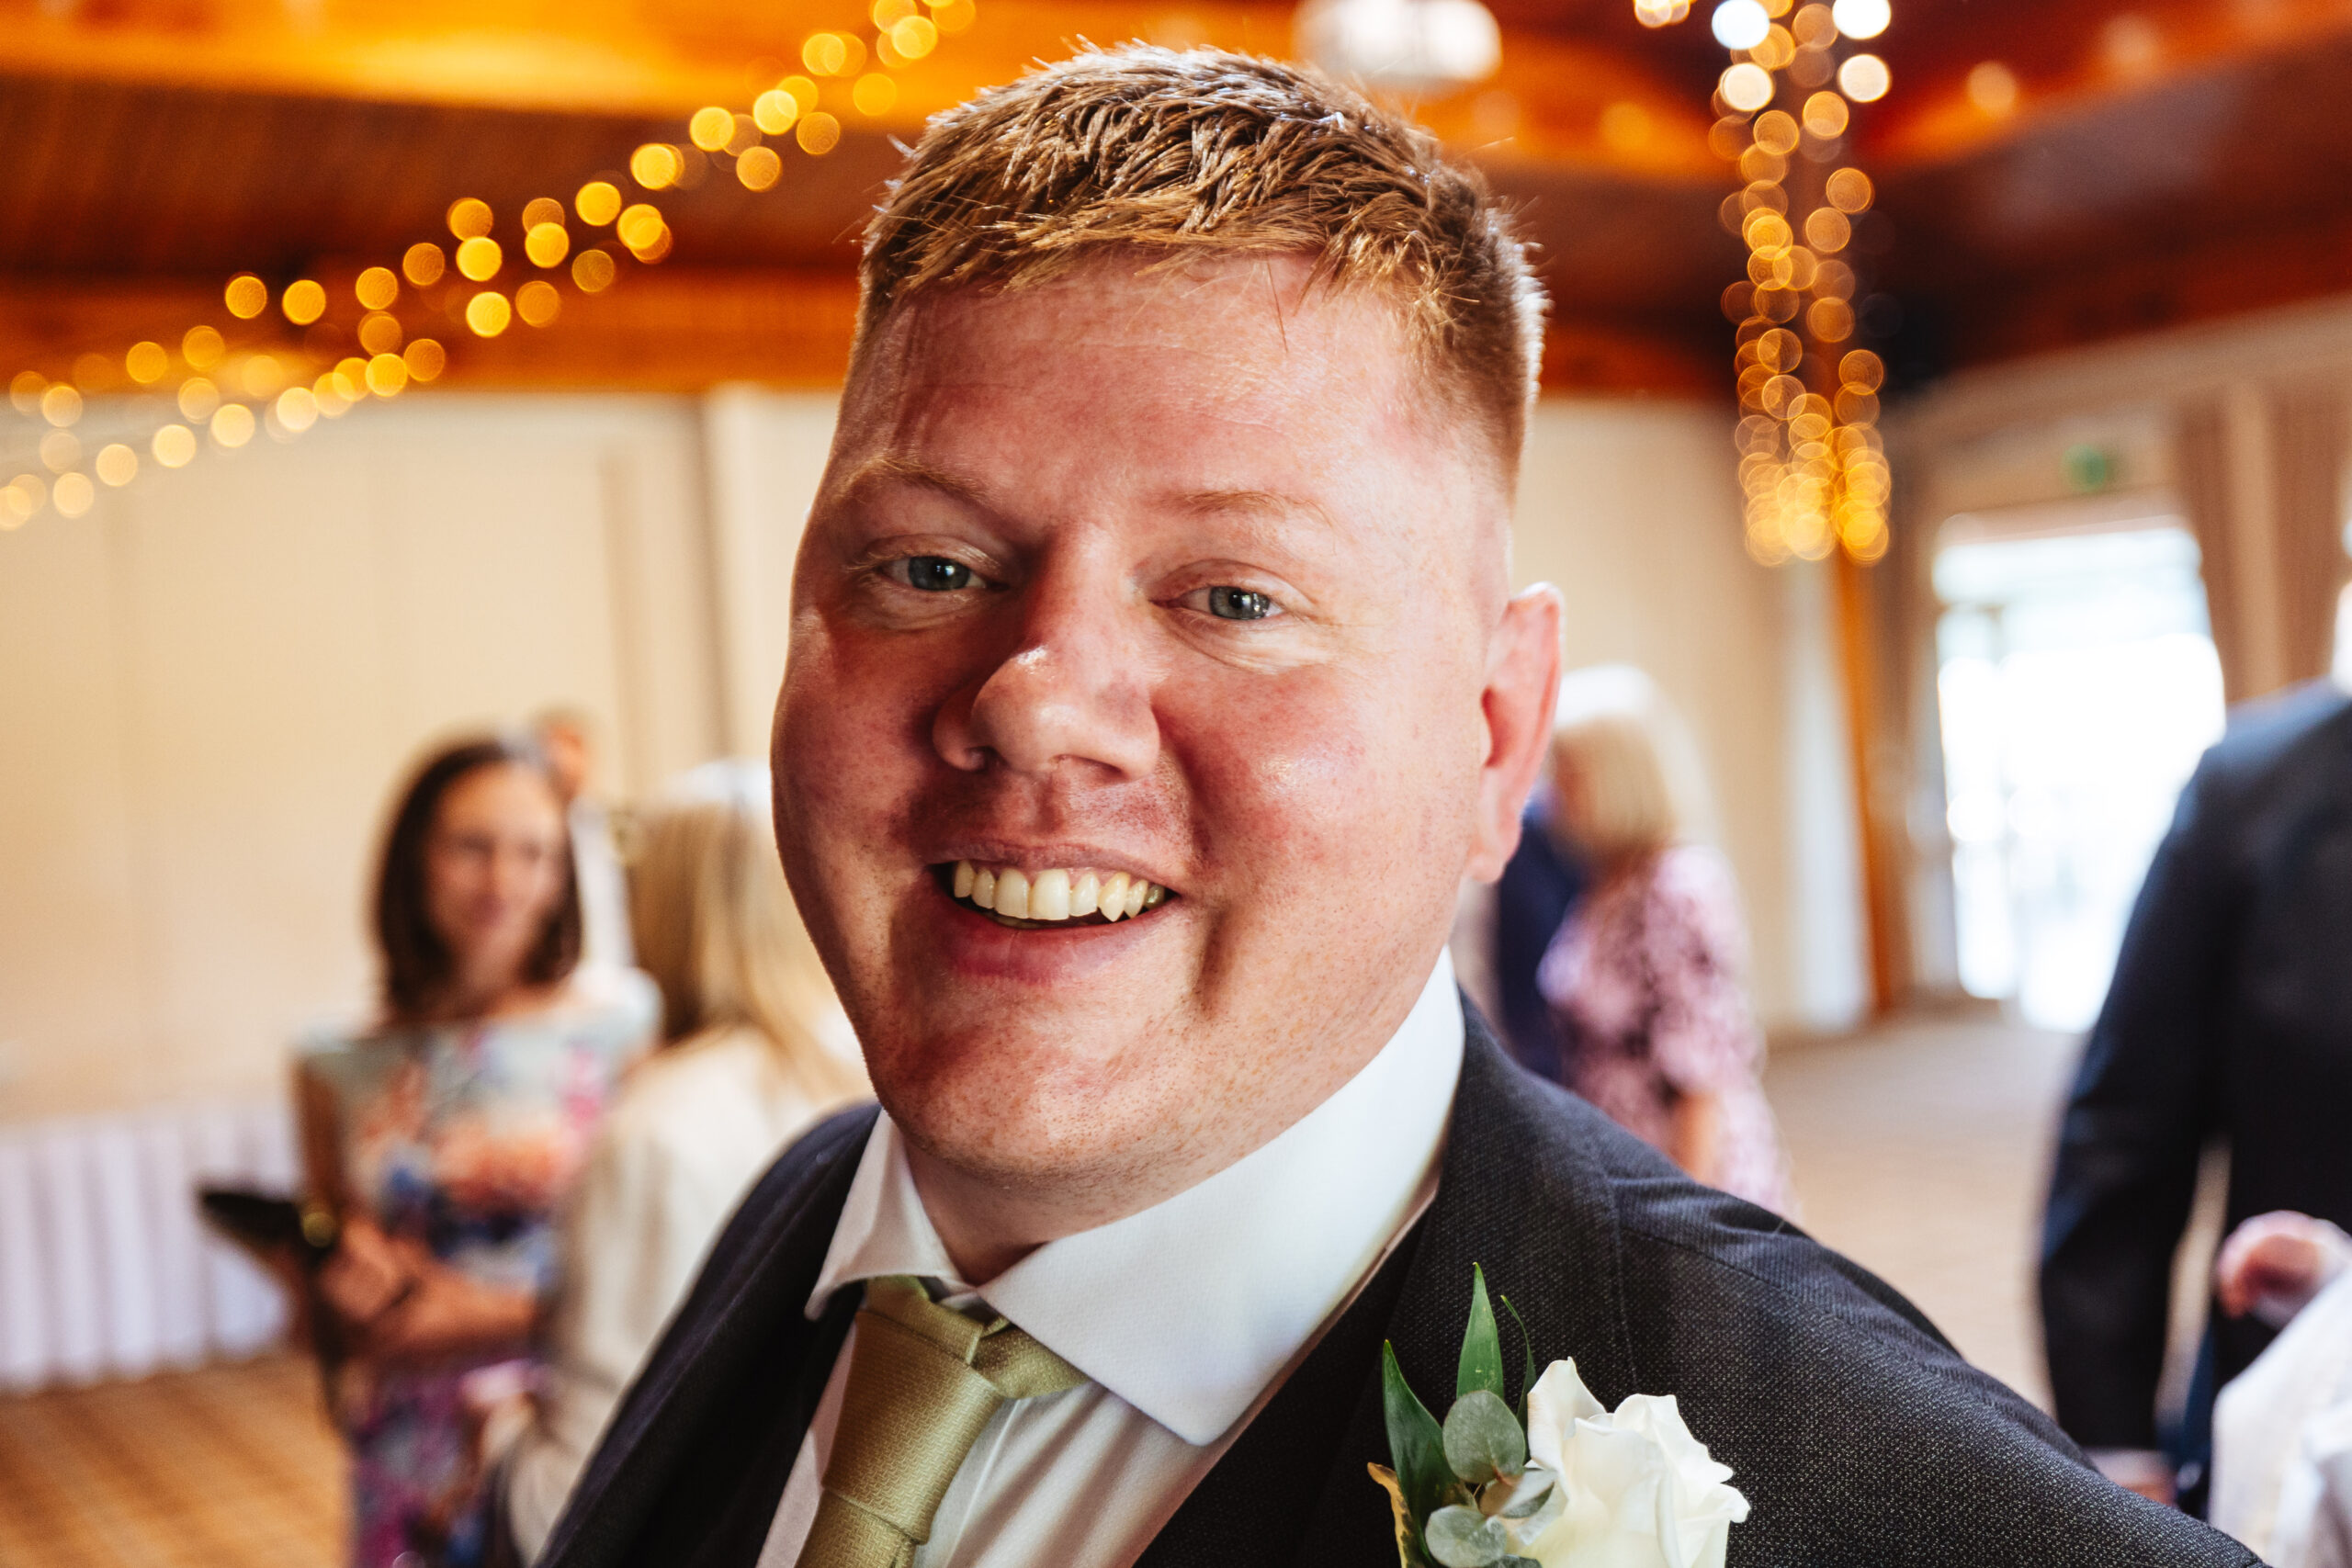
[775,257,1534,1221]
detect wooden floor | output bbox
[0,1011,2088,1567]
[0,1353,343,1568]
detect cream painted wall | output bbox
[0,397,721,1120]
[0,387,1847,1123]
[1511,399,1861,1030]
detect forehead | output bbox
[438,763,557,823]
[841,258,1476,480]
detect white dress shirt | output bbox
[755,952,1466,1568]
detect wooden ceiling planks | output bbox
[10,0,2352,390]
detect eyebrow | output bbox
[1173,487,1343,534]
[838,455,997,513]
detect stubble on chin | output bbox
[866,1011,1226,1220]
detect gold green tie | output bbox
[796,1275,1088,1568]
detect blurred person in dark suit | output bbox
[2041,677,2352,1512]
[1453,781,1586,1081]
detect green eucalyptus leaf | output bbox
[1443,1389,1528,1484]
[1457,1264,1505,1404]
[1498,1294,1537,1421]
[1425,1505,1510,1568]
[1382,1341,1453,1531]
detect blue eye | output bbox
[903,557,973,592]
[1206,587,1275,621]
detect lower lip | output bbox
[912,874,1171,984]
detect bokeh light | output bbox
[403,338,447,382]
[52,472,94,519]
[1830,0,1889,38]
[516,280,561,327]
[152,425,197,468]
[281,279,327,325]
[526,223,571,267]
[575,181,623,226]
[1720,62,1774,112]
[466,291,514,337]
[447,198,494,239]
[177,378,221,422]
[224,275,268,319]
[210,404,255,448]
[737,146,784,190]
[630,143,683,190]
[356,266,401,310]
[797,112,843,155]
[571,250,617,293]
[275,387,319,434]
[1838,53,1890,100]
[125,341,169,384]
[753,90,802,135]
[358,313,404,355]
[456,236,503,282]
[689,107,735,152]
[366,353,409,397]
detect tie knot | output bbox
[860,1275,1087,1401]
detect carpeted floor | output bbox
[0,1010,2095,1566]
[1764,1009,2079,1408]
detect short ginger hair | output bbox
[855,45,1547,458]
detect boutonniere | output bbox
[1369,1266,1749,1568]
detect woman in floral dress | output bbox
[1534,668,1794,1217]
[298,736,656,1567]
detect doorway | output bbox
[1932,505,2227,1031]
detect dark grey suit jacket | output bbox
[540,1007,2255,1567]
[2043,680,2352,1454]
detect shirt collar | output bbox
[807,951,1464,1446]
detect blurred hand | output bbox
[2215,1210,2352,1327]
[315,1215,417,1327]
[316,1215,538,1366]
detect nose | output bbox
[933,565,1159,782]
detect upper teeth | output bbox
[951,861,1169,922]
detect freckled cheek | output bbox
[1161,682,1389,879]
[776,630,940,847]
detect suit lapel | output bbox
[540,1106,878,1568]
[1139,1007,1638,1567]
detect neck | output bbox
[430,951,536,1022]
[899,1145,1053,1283]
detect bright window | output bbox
[1933,519,2225,1030]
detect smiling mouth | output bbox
[941,860,1174,929]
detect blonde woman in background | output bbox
[499,761,868,1560]
[1535,667,1794,1216]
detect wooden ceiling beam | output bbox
[0,0,1727,184]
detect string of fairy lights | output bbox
[1648,0,1895,564]
[0,0,973,534]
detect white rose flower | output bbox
[1503,1359,1751,1568]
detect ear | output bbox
[1465,583,1563,884]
